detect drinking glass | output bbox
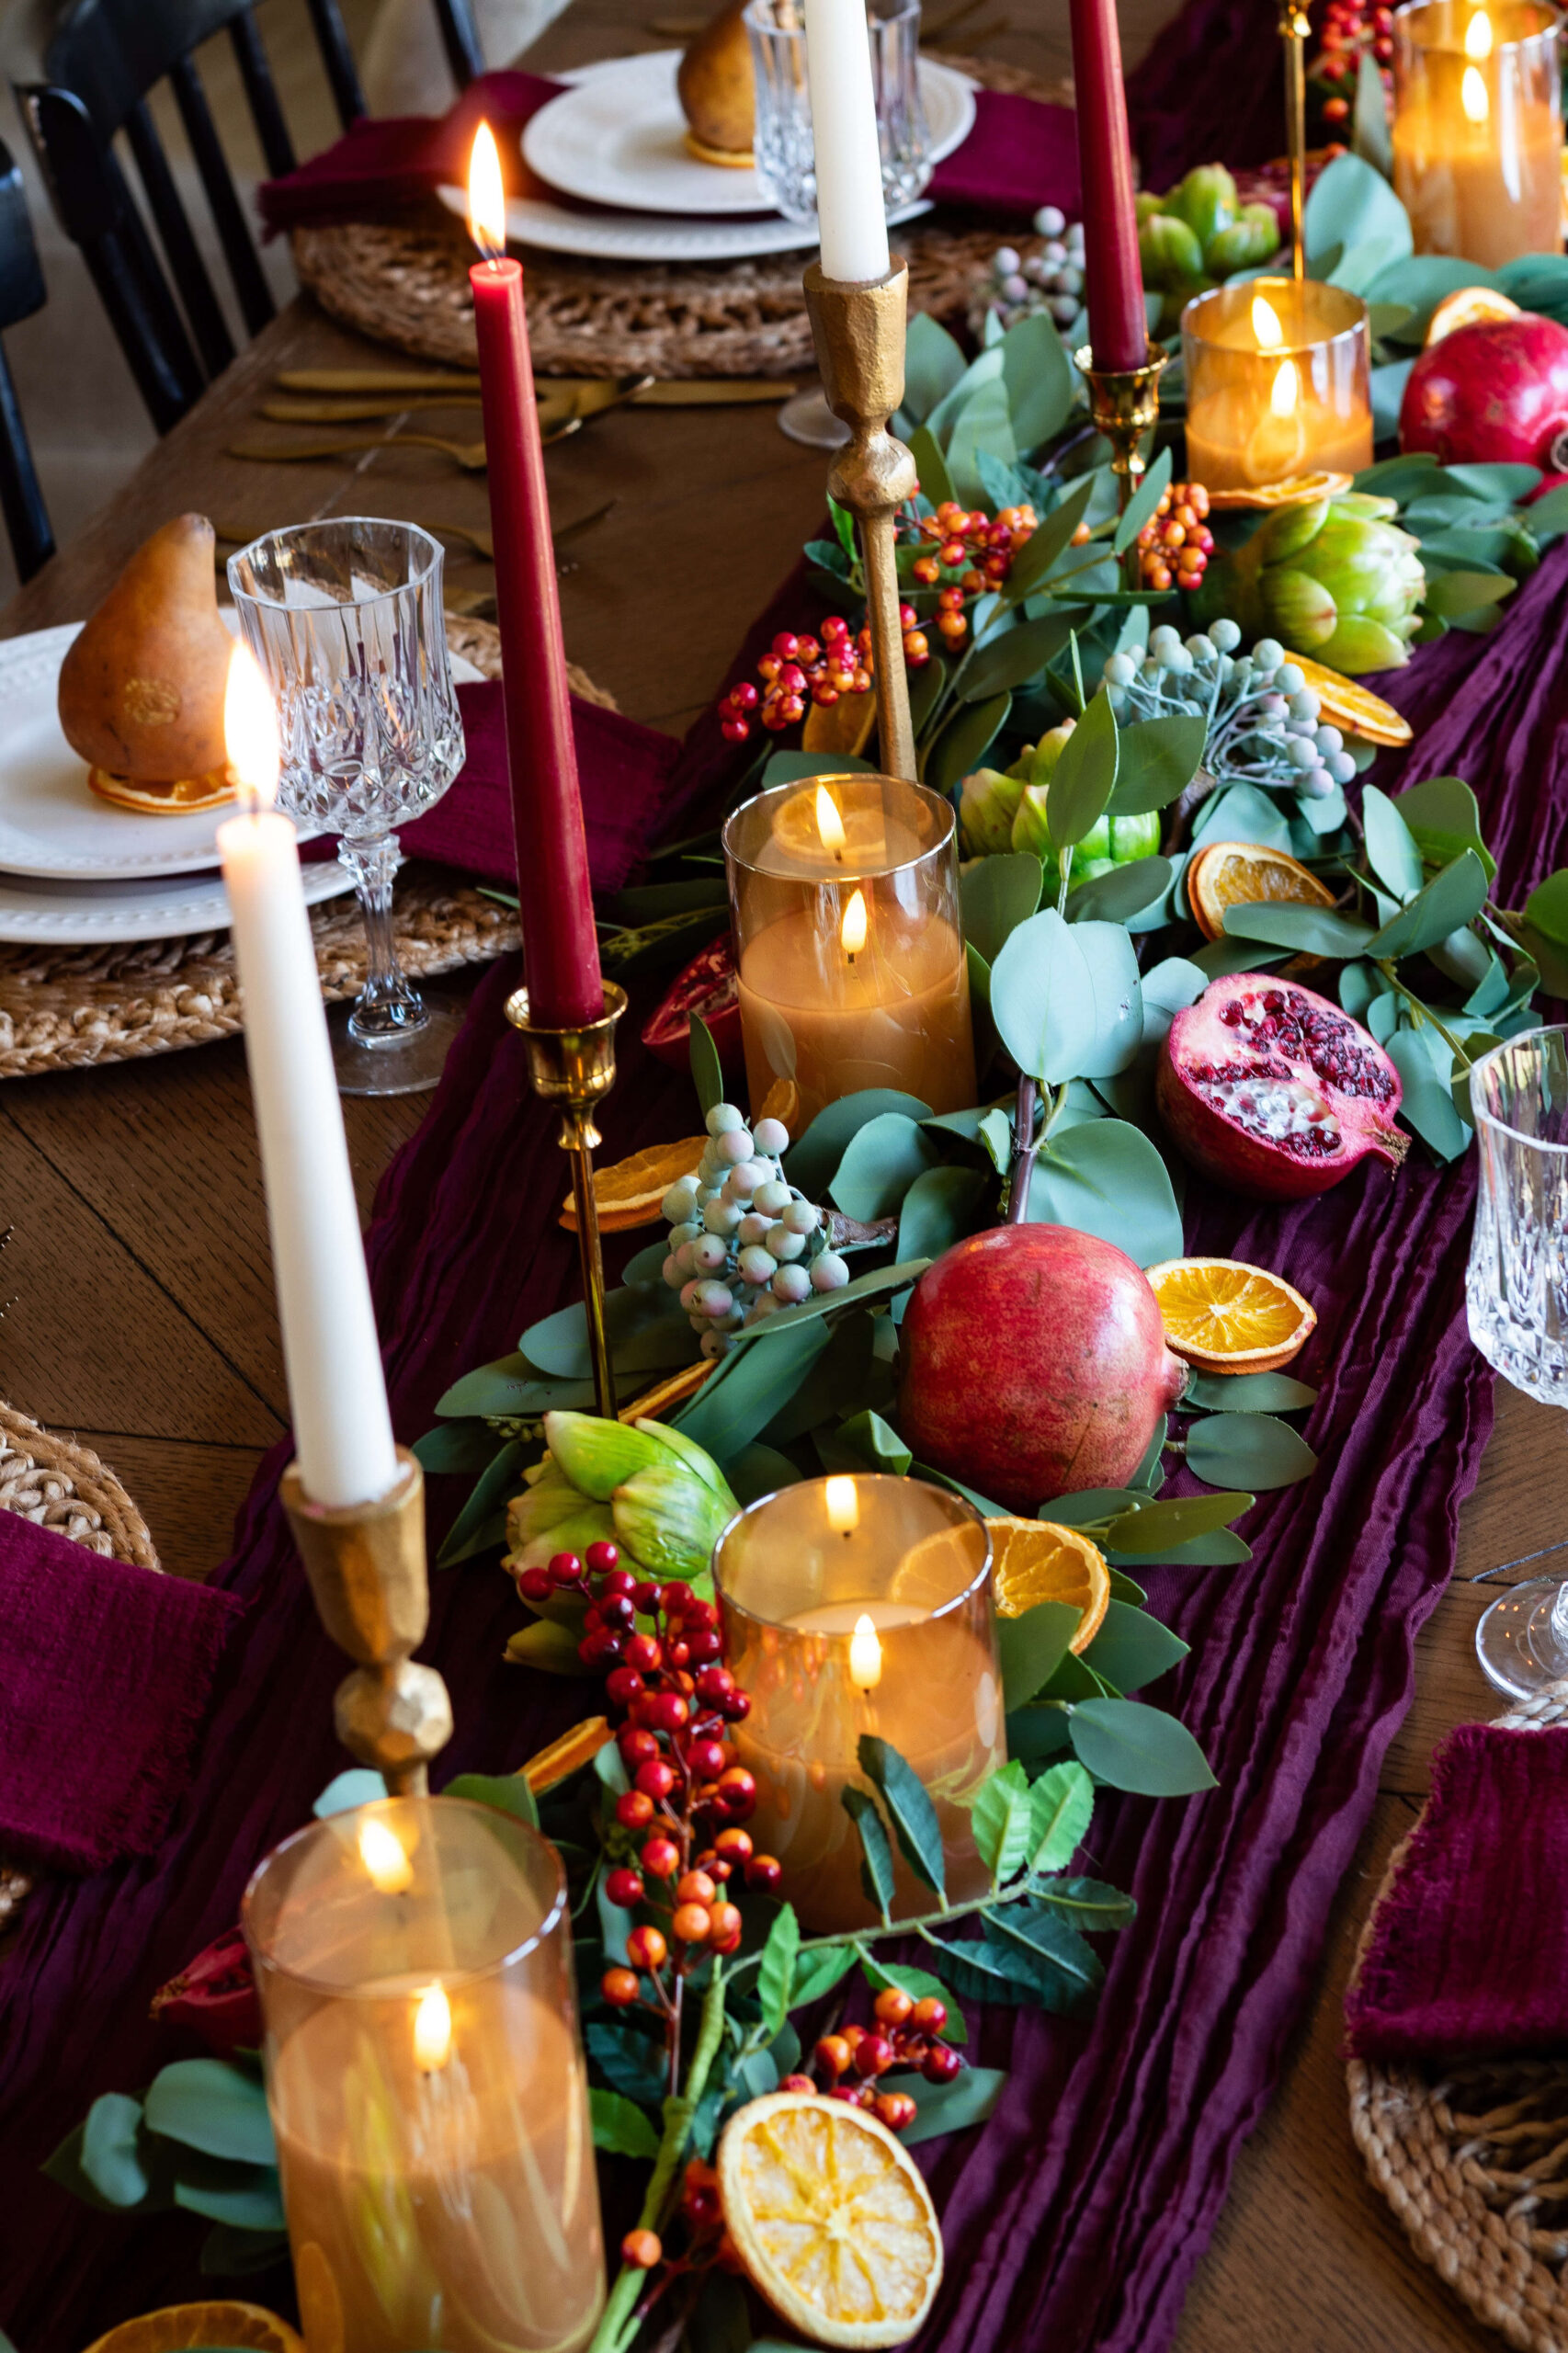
[745,0,931,223]
[1467,1025,1568,1693]
[229,519,466,1097]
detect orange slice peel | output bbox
[559,1135,708,1233]
[83,2309,304,2353]
[1205,470,1355,511]
[1187,841,1337,943]
[522,1716,612,1792]
[988,1517,1110,1653]
[1145,1256,1316,1374]
[1425,286,1521,346]
[1286,654,1412,747]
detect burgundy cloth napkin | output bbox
[257,66,1080,233]
[1344,1722,1568,2063]
[0,1513,243,1876]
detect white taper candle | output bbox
[802,0,891,284]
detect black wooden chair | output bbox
[4,0,485,436]
[0,133,53,580]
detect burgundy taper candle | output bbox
[468,129,602,1029]
[1067,0,1149,373]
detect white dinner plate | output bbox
[437,177,932,262]
[0,858,353,945]
[520,50,975,219]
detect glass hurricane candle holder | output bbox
[714,1473,1005,1935]
[243,1795,605,2353]
[1182,278,1374,492]
[722,771,976,1129]
[1392,0,1562,268]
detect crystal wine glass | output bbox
[1467,1024,1568,1693]
[228,518,466,1097]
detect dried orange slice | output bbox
[83,2308,304,2353]
[1425,286,1521,347]
[559,1135,707,1233]
[717,2091,943,2349]
[522,1715,612,1792]
[619,1360,711,1422]
[802,688,877,761]
[1287,654,1412,748]
[988,1517,1110,1654]
[756,1074,800,1131]
[1145,1256,1316,1373]
[1186,841,1337,942]
[1205,470,1355,511]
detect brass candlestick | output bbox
[506,979,627,1420]
[1279,0,1311,277]
[280,1447,452,1795]
[1075,342,1170,585]
[801,258,919,785]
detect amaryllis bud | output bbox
[1195,492,1425,676]
[957,766,1023,857]
[543,1411,666,1503]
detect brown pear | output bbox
[58,514,233,785]
[676,0,756,161]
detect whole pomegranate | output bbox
[1157,973,1406,1201]
[1399,314,1568,470]
[896,1224,1187,1515]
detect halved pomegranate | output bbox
[150,1927,262,2053]
[1156,973,1407,1200]
[642,930,744,1074]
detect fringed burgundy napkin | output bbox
[1344,1722,1568,2063]
[256,66,1080,233]
[0,1513,244,1876]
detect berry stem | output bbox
[1373,958,1473,1066]
[1007,1074,1039,1225]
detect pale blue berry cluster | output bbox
[661,1104,850,1359]
[966,212,1085,337]
[1100,622,1360,806]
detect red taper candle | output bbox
[468,124,602,1029]
[1067,0,1149,373]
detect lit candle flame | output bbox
[815,786,846,859]
[468,122,507,262]
[1464,10,1494,58]
[849,1612,882,1691]
[357,1815,414,1894]
[841,889,868,960]
[1461,62,1490,118]
[1251,295,1285,350]
[223,643,279,813]
[825,1475,859,1533]
[413,1983,452,2073]
[1270,358,1301,419]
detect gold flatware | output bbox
[274,367,483,394]
[226,415,592,470]
[258,394,484,423]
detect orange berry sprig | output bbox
[1136,479,1215,594]
[906,498,1040,593]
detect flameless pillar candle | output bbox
[217,649,399,1510]
[1182,278,1374,491]
[722,771,975,1127]
[1067,0,1148,369]
[1391,0,1562,268]
[715,1475,1005,1934]
[467,125,602,1028]
[802,0,891,282]
[244,1797,606,2353]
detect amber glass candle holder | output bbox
[1182,277,1374,492]
[1392,0,1562,267]
[722,771,976,1130]
[243,1796,606,2353]
[714,1473,1005,1934]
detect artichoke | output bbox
[506,1412,740,1590]
[1194,493,1426,675]
[959,719,1074,858]
[1164,163,1238,255]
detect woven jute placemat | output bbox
[0,1403,160,1933]
[290,55,1070,381]
[0,617,618,1081]
[1347,1686,1568,2353]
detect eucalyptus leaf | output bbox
[1306,152,1413,272]
[1366,850,1489,960]
[689,1010,723,1117]
[80,2093,154,2208]
[1066,854,1173,926]
[1072,919,1144,1078]
[1026,1118,1185,1269]
[521,1283,693,1382]
[1004,475,1096,603]
[1524,869,1568,950]
[1067,1698,1218,1793]
[817,1409,912,1478]
[960,614,1080,704]
[947,375,1017,507]
[1001,310,1077,454]
[1222,902,1375,957]
[926,690,1012,793]
[1387,1025,1470,1161]
[858,1734,946,1897]
[1393,775,1494,877]
[435,1354,595,1421]
[1186,1412,1317,1489]
[884,2065,1006,2143]
[1046,684,1119,848]
[171,2157,286,2232]
[1082,1597,1189,1693]
[443,1770,540,1828]
[897,1164,991,1264]
[1113,447,1173,556]
[1423,569,1515,619]
[991,908,1096,1084]
[785,1090,933,1196]
[996,1598,1081,1711]
[960,851,1042,962]
[1103,1490,1254,1553]
[1353,41,1393,172]
[907,423,954,509]
[842,1785,897,1916]
[313,1768,387,1817]
[1361,783,1425,901]
[903,311,969,424]
[1183,1370,1317,1412]
[1191,780,1295,854]
[672,1313,835,1463]
[1108,714,1209,814]
[1040,1486,1148,1526]
[143,2061,275,2169]
[830,1113,940,1222]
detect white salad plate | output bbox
[0,858,354,946]
[437,177,933,262]
[518,50,976,219]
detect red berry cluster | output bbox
[620,2157,747,2278]
[1312,0,1393,125]
[1136,480,1215,593]
[774,1986,965,2135]
[718,622,871,743]
[905,498,1043,596]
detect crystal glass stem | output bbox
[337,832,426,1043]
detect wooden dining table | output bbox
[0,5,1557,2347]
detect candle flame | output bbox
[1464,10,1494,58]
[1270,358,1301,419]
[1251,295,1285,350]
[841,888,868,959]
[468,121,507,261]
[1461,61,1490,118]
[358,1815,414,1893]
[223,643,279,812]
[825,1475,859,1533]
[849,1613,882,1691]
[413,1983,452,2073]
[815,786,846,857]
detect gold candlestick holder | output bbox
[801,258,919,785]
[1279,0,1311,278]
[280,1446,452,1795]
[505,979,627,1421]
[1075,341,1170,585]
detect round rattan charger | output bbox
[0,1404,159,1933]
[1347,1685,1568,2352]
[290,55,1072,381]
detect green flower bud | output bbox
[1139,211,1206,292]
[1135,189,1165,225]
[543,1409,665,1502]
[1010,781,1054,861]
[1263,566,1339,649]
[959,765,1024,857]
[1167,164,1237,254]
[612,1457,736,1582]
[1316,614,1415,672]
[506,1459,619,1578]
[1204,202,1280,275]
[1026,718,1076,784]
[635,1416,737,1504]
[1199,494,1426,675]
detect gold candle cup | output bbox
[1181,277,1374,492]
[243,1795,606,2353]
[722,771,977,1129]
[1392,0,1562,268]
[714,1473,1005,1935]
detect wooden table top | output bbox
[2,8,1559,2347]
